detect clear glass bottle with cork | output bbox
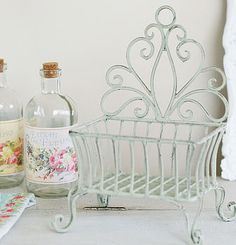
[24,62,78,198]
[0,58,24,188]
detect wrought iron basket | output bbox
[51,6,236,244]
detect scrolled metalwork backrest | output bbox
[100,5,228,123]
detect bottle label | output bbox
[24,125,78,184]
[0,119,24,176]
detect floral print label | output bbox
[0,119,23,176]
[25,125,78,184]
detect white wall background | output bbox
[0,0,226,123]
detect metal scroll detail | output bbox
[100,5,228,123]
[215,186,236,222]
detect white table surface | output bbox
[1,178,236,245]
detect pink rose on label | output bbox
[8,155,17,164]
[13,195,24,199]
[6,203,15,207]
[0,215,10,219]
[0,138,23,172]
[49,173,54,178]
[59,149,66,158]
[72,153,77,161]
[55,168,64,173]
[55,160,63,168]
[0,143,5,151]
[14,147,22,157]
[49,155,56,166]
[68,162,75,172]
[49,152,64,170]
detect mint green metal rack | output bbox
[51,6,236,244]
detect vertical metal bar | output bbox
[172,125,178,198]
[103,118,110,187]
[91,124,99,186]
[156,142,164,195]
[211,131,224,185]
[145,122,151,194]
[205,134,217,188]
[133,121,137,136]
[159,122,164,194]
[129,140,135,193]
[186,144,194,200]
[142,141,149,195]
[186,124,193,200]
[195,143,205,197]
[81,137,93,188]
[95,137,104,191]
[200,125,210,190]
[199,139,211,192]
[146,121,151,137]
[195,140,209,196]
[112,139,119,192]
[171,124,178,176]
[129,121,138,193]
[117,120,123,175]
[119,120,124,134]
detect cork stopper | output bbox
[0,59,4,73]
[42,62,59,78]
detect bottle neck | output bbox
[41,76,61,94]
[0,71,7,88]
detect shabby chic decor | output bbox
[51,6,236,244]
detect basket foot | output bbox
[180,197,204,244]
[50,186,86,233]
[97,194,110,208]
[214,186,236,222]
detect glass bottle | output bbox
[0,59,24,188]
[24,62,78,198]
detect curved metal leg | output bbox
[167,197,203,244]
[214,186,236,222]
[180,197,204,245]
[97,194,110,208]
[50,186,87,233]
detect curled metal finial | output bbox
[155,5,176,28]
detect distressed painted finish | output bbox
[51,6,236,244]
